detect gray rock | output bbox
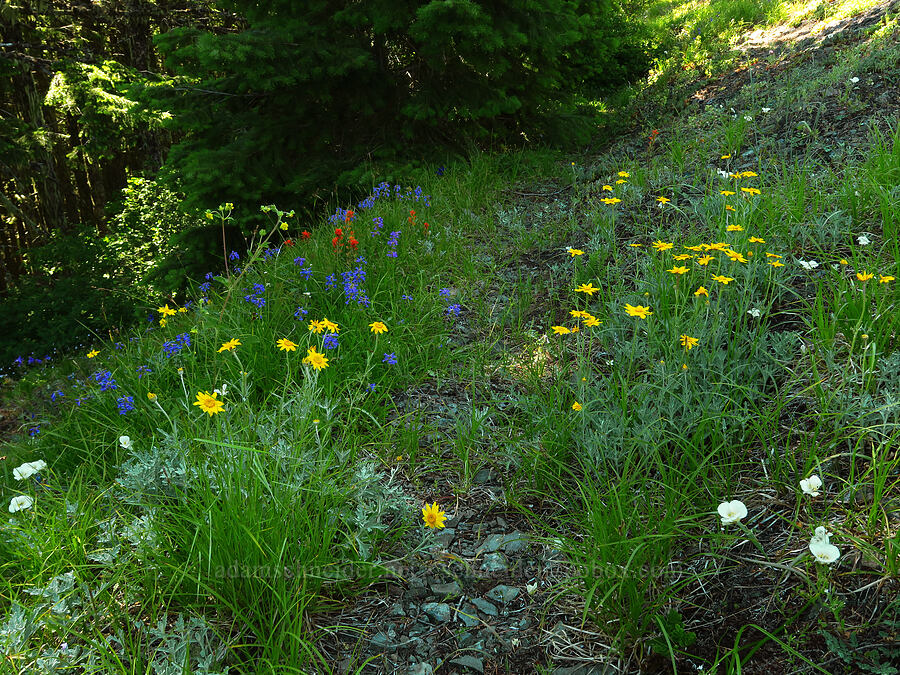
[408,621,431,636]
[486,584,520,604]
[389,602,406,617]
[473,467,495,484]
[457,603,481,627]
[501,530,527,553]
[476,534,506,554]
[370,631,397,652]
[470,597,498,616]
[407,663,433,675]
[449,655,484,673]
[429,581,461,597]
[551,666,613,675]
[421,602,452,623]
[480,552,509,572]
[434,527,456,546]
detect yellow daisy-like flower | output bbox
[308,319,325,334]
[741,187,761,195]
[879,275,895,283]
[769,261,784,267]
[725,205,736,212]
[302,346,329,370]
[618,171,630,178]
[857,272,874,282]
[178,307,188,313]
[321,317,339,333]
[694,286,709,297]
[629,242,643,247]
[652,240,674,252]
[422,502,447,529]
[602,184,613,191]
[572,401,583,411]
[741,171,758,178]
[615,179,627,185]
[765,252,782,258]
[680,334,699,350]
[551,326,571,335]
[708,243,728,251]
[570,310,590,318]
[721,154,731,159]
[748,237,765,243]
[839,259,849,265]
[657,196,670,203]
[369,321,388,334]
[575,283,599,296]
[568,248,584,257]
[147,392,157,401]
[583,316,601,327]
[624,304,652,319]
[159,318,168,327]
[726,224,744,232]
[193,391,225,417]
[276,338,298,352]
[712,275,735,285]
[696,255,714,266]
[601,197,622,205]
[87,349,100,358]
[667,266,690,275]
[725,251,747,263]
[672,254,693,261]
[570,325,580,333]
[158,304,177,317]
[218,338,241,353]
[720,190,736,196]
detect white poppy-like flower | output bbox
[809,536,840,564]
[797,259,820,270]
[761,107,771,113]
[13,460,47,481]
[850,76,859,84]
[800,474,823,497]
[744,115,753,121]
[716,168,730,179]
[718,500,748,525]
[857,235,871,246]
[214,383,228,397]
[811,526,831,544]
[747,308,761,318]
[9,495,34,513]
[119,435,133,450]
[526,582,538,595]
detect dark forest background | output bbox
[0,0,652,365]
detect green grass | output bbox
[3,1,900,672]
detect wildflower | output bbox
[116,396,135,415]
[158,305,177,317]
[800,474,822,497]
[615,179,627,185]
[657,196,670,204]
[694,286,709,297]
[717,500,747,525]
[667,266,689,275]
[741,187,761,195]
[726,224,743,232]
[13,460,47,481]
[748,237,765,243]
[602,185,613,191]
[575,283,599,296]
[147,392,157,401]
[382,352,398,365]
[119,436,133,450]
[584,316,601,328]
[725,205,735,212]
[624,304,652,319]
[9,495,33,513]
[797,260,820,270]
[809,535,840,564]
[711,275,734,285]
[673,254,692,261]
[572,401,583,411]
[422,502,447,529]
[839,259,849,265]
[308,320,326,334]
[857,271,874,282]
[601,197,621,205]
[652,240,674,252]
[218,338,241,352]
[697,255,714,266]
[445,304,462,319]
[193,391,224,416]
[741,171,758,178]
[769,261,784,267]
[87,349,100,358]
[857,235,871,246]
[879,275,895,283]
[850,76,859,83]
[617,171,630,178]
[229,251,240,261]
[629,243,643,247]
[721,154,731,159]
[366,383,376,393]
[761,107,771,113]
[570,310,590,318]
[322,333,339,350]
[301,230,311,239]
[277,338,298,352]
[568,248,584,257]
[369,321,388,334]
[747,308,761,318]
[680,335,699,350]
[725,251,747,263]
[301,346,329,370]
[551,326,571,335]
[214,383,228,396]
[321,317,339,333]
[766,252,782,258]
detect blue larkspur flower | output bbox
[116,396,135,415]
[382,353,398,365]
[322,333,339,350]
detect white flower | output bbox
[811,526,831,544]
[9,495,34,513]
[13,460,47,481]
[857,234,871,246]
[761,107,771,113]
[797,259,820,270]
[809,536,840,564]
[526,582,538,595]
[716,168,730,179]
[800,474,823,497]
[119,435,133,450]
[744,115,753,121]
[718,500,748,525]
[850,76,859,84]
[214,383,228,397]
[747,308,761,318]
